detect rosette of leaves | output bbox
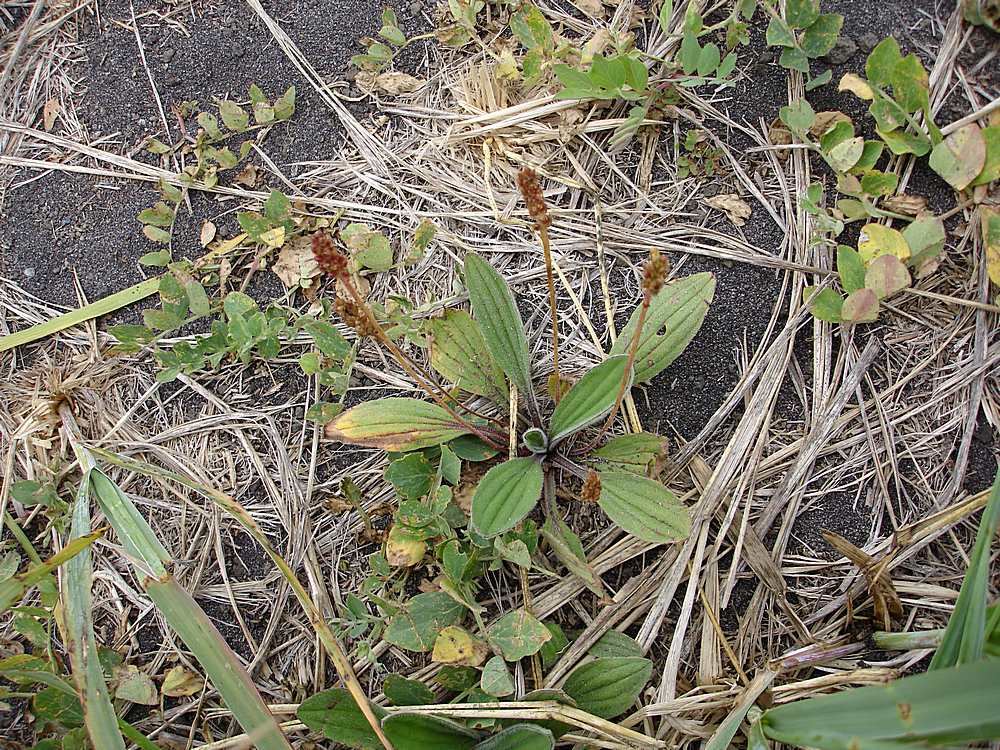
[765,0,843,90]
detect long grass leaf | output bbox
[87,467,292,750]
[0,532,102,612]
[929,468,1000,670]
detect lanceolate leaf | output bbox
[540,515,605,596]
[610,273,715,384]
[471,458,543,538]
[760,660,1000,749]
[297,689,388,750]
[428,310,508,404]
[474,724,555,750]
[384,591,465,652]
[597,470,690,543]
[325,398,473,451]
[588,630,644,658]
[382,712,481,750]
[464,253,533,398]
[929,469,1000,670]
[561,656,652,719]
[548,356,630,444]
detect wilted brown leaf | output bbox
[372,71,425,95]
[42,99,60,131]
[199,220,217,247]
[705,194,752,226]
[272,235,319,288]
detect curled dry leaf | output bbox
[272,235,320,289]
[42,98,60,131]
[881,194,926,217]
[234,163,259,188]
[705,194,752,226]
[809,110,852,138]
[373,71,426,95]
[199,220,217,247]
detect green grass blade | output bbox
[760,660,1000,749]
[929,468,1000,670]
[0,277,160,353]
[64,467,127,750]
[87,468,292,750]
[0,531,101,612]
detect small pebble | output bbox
[23,267,35,279]
[857,32,880,53]
[824,36,857,65]
[165,73,181,87]
[162,47,175,62]
[409,0,422,13]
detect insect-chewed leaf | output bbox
[588,630,644,658]
[297,689,385,750]
[561,656,652,719]
[929,123,987,191]
[384,591,465,652]
[588,432,665,474]
[548,356,629,444]
[610,273,715,384]
[471,458,543,538]
[488,608,552,661]
[597,470,690,543]
[324,398,473,451]
[865,255,911,299]
[760,660,1000,749]
[474,724,555,750]
[464,253,533,397]
[382,712,481,750]
[427,309,508,404]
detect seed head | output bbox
[335,296,380,338]
[581,470,602,503]
[642,249,669,298]
[516,167,551,230]
[312,231,349,278]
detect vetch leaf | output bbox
[488,609,551,661]
[765,16,796,47]
[609,273,715,383]
[464,253,533,398]
[384,591,465,652]
[297,688,388,750]
[597,470,690,542]
[325,398,473,451]
[786,0,819,28]
[428,310,508,404]
[548,356,629,444]
[382,712,481,750]
[840,288,879,322]
[562,657,652,719]
[471,458,543,538]
[865,255,911,299]
[474,725,555,750]
[928,123,987,191]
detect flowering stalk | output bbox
[586,250,668,450]
[516,168,562,399]
[313,233,507,450]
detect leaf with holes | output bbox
[325,398,473,452]
[488,609,551,661]
[609,273,714,384]
[471,458,543,538]
[597,470,689,542]
[562,657,652,719]
[548,356,629,444]
[428,310,508,404]
[464,253,532,397]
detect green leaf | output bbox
[488,608,552,661]
[263,189,291,222]
[185,280,210,317]
[273,85,295,120]
[385,453,435,499]
[590,54,626,92]
[865,255,911,299]
[679,32,701,75]
[428,310,508,403]
[539,622,569,669]
[865,37,903,87]
[588,630,643,658]
[435,666,480,691]
[471,458,543,538]
[480,656,515,697]
[800,13,843,57]
[380,23,406,45]
[474,725,554,750]
[825,136,865,173]
[540,515,604,596]
[11,480,60,508]
[562,657,652,719]
[464,253,532,398]
[840,288,879,322]
[837,246,866,294]
[142,225,171,244]
[779,99,816,136]
[588,432,665,474]
[325,398,474,451]
[901,215,946,267]
[878,126,932,156]
[597,470,690,542]
[786,0,819,28]
[218,100,249,132]
[522,427,548,454]
[696,43,721,77]
[510,3,553,52]
[449,435,500,462]
[971,125,1000,186]
[890,54,930,113]
[779,46,809,73]
[860,170,899,196]
[765,16,796,47]
[138,201,174,227]
[930,469,1000,669]
[383,674,436,707]
[382,713,481,750]
[303,320,350,359]
[384,592,465,652]
[297,688,388,750]
[609,272,715,384]
[357,232,393,271]
[657,0,674,34]
[928,123,987,191]
[852,140,885,173]
[553,65,600,99]
[760,660,1000,749]
[548,356,629,444]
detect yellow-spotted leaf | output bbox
[597,470,689,543]
[431,626,488,667]
[858,223,910,265]
[325,398,473,451]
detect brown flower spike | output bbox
[312,231,349,278]
[516,167,551,229]
[642,249,669,298]
[581,470,602,503]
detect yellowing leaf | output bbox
[838,73,874,100]
[161,665,205,697]
[325,398,474,451]
[929,123,987,191]
[431,626,488,667]
[858,223,910,265]
[42,98,60,131]
[983,207,1000,287]
[385,525,426,567]
[199,220,217,247]
[259,226,286,249]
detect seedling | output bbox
[764,0,842,90]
